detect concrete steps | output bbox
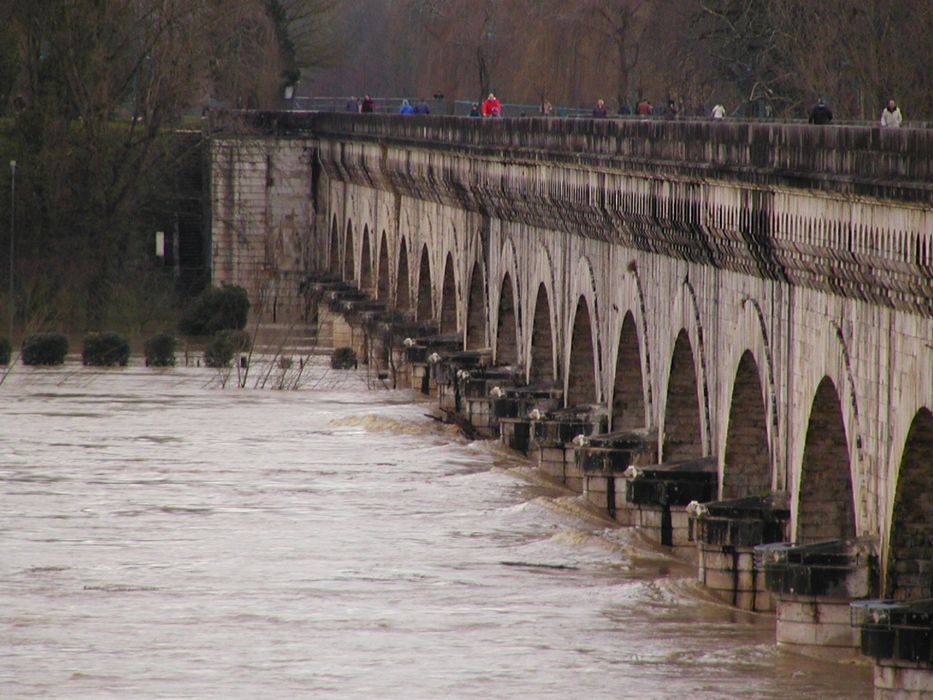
[249,323,326,357]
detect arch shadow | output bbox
[796,377,856,544]
[722,350,771,499]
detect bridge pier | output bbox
[853,598,933,698]
[494,386,562,452]
[688,496,790,611]
[577,431,656,520]
[528,407,605,491]
[757,538,879,660]
[617,458,718,555]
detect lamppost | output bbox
[8,160,15,344]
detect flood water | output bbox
[1,361,871,699]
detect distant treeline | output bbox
[306,0,932,121]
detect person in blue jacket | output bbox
[399,99,414,115]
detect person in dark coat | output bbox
[361,95,375,113]
[808,99,833,124]
[592,98,608,118]
[414,98,431,115]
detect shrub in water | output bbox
[22,333,69,366]
[220,329,251,353]
[331,346,357,370]
[178,284,250,336]
[0,337,10,365]
[203,330,250,369]
[82,332,130,366]
[204,335,234,368]
[145,332,177,367]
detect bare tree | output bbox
[558,0,649,110]
[1,0,328,328]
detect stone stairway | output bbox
[250,323,325,359]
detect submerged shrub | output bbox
[82,332,130,366]
[0,337,10,365]
[331,346,357,370]
[22,333,69,366]
[204,330,250,368]
[219,329,251,353]
[178,284,250,336]
[204,336,233,368]
[145,332,177,367]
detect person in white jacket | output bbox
[880,99,903,128]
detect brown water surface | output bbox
[0,362,871,698]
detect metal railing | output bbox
[285,95,932,129]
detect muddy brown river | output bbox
[0,362,871,698]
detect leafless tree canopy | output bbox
[306,0,931,119]
[0,0,340,328]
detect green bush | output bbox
[22,333,69,366]
[82,332,130,366]
[178,284,250,336]
[220,329,251,353]
[204,336,233,368]
[145,332,177,367]
[331,346,357,370]
[0,337,10,365]
[204,330,250,368]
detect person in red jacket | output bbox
[481,93,502,117]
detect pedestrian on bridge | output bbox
[880,99,903,128]
[808,99,833,124]
[414,98,431,115]
[481,93,502,117]
[346,96,360,113]
[361,95,375,113]
[592,99,608,118]
[399,99,414,115]
[710,103,726,120]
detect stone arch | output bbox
[498,238,523,363]
[440,253,458,334]
[886,407,933,600]
[496,273,518,365]
[796,377,856,544]
[566,296,597,407]
[396,239,411,310]
[721,350,771,499]
[359,227,373,291]
[612,312,645,432]
[568,254,602,394]
[329,217,339,274]
[377,230,390,301]
[465,262,487,350]
[376,231,389,301]
[416,245,432,322]
[662,330,703,462]
[529,283,555,384]
[343,221,354,281]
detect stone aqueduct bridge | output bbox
[208,114,932,611]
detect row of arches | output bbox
[328,216,930,603]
